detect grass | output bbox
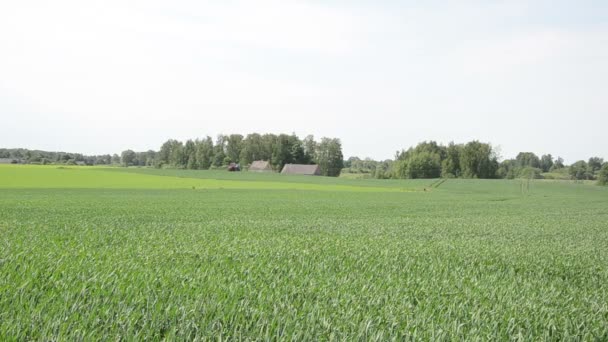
[0,165,418,192]
[1,165,607,340]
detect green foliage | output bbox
[569,160,593,180]
[598,163,608,186]
[213,135,227,167]
[394,141,445,179]
[239,133,265,166]
[459,141,498,178]
[183,140,197,169]
[392,141,499,179]
[515,152,540,169]
[394,151,441,179]
[226,134,244,163]
[550,157,565,171]
[195,137,214,170]
[316,137,344,177]
[154,132,338,172]
[120,149,136,167]
[441,142,461,178]
[588,157,604,173]
[539,154,553,172]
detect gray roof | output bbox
[249,160,272,172]
[281,164,321,176]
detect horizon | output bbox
[1,1,607,163]
[0,135,602,164]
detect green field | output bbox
[1,165,607,340]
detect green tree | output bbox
[497,159,517,179]
[302,135,316,164]
[441,142,461,178]
[588,157,604,173]
[316,138,344,177]
[184,139,197,169]
[111,154,120,165]
[290,135,306,164]
[195,137,214,169]
[515,152,541,169]
[226,134,244,163]
[569,160,591,180]
[597,163,608,186]
[120,149,136,167]
[240,133,263,165]
[213,135,227,167]
[551,157,565,170]
[460,141,498,178]
[271,134,293,170]
[540,154,554,172]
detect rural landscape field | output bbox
[1,164,607,340]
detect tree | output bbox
[195,137,214,169]
[441,142,461,178]
[372,160,393,179]
[184,139,197,169]
[316,137,343,177]
[588,157,604,173]
[598,163,608,186]
[302,135,316,164]
[394,150,442,179]
[120,150,136,167]
[271,134,293,170]
[158,139,185,167]
[168,141,186,168]
[406,151,442,178]
[569,160,591,180]
[226,134,244,163]
[497,159,516,179]
[289,134,306,164]
[551,157,565,170]
[240,133,264,165]
[540,154,554,172]
[213,135,227,167]
[111,154,121,165]
[460,141,498,178]
[515,152,540,169]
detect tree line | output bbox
[3,139,607,184]
[0,148,120,166]
[121,133,344,177]
[343,140,607,184]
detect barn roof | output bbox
[281,164,321,176]
[249,160,272,172]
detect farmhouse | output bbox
[249,160,273,172]
[281,164,321,176]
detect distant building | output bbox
[249,160,273,172]
[281,164,321,176]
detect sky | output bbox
[1,0,607,163]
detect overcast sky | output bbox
[1,0,607,162]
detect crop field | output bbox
[1,164,607,340]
